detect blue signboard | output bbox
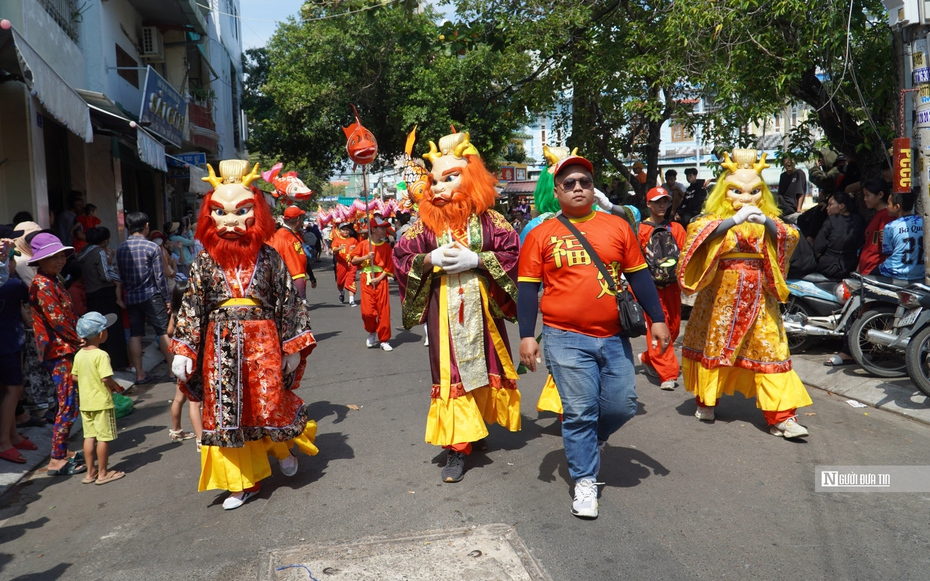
[167,152,207,169]
[139,66,186,148]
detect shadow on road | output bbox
[9,563,72,580]
[536,445,671,490]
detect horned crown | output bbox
[424,132,480,164]
[721,149,770,175]
[203,160,261,189]
[542,145,577,168]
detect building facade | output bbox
[0,0,246,239]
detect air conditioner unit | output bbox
[141,26,165,63]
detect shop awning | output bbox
[77,90,167,172]
[0,27,93,142]
[500,181,538,195]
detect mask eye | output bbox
[443,174,458,183]
[236,206,252,216]
[752,188,762,196]
[213,208,225,216]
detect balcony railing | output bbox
[39,0,80,43]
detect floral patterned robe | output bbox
[678,218,812,411]
[393,211,522,446]
[171,245,316,448]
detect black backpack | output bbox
[642,222,680,288]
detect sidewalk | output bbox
[0,338,168,497]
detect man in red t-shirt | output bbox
[349,217,395,351]
[270,206,313,299]
[637,187,687,390]
[518,155,670,519]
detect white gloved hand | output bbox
[430,247,446,268]
[282,352,301,374]
[172,355,194,382]
[593,188,614,212]
[443,244,480,274]
[732,205,763,225]
[745,211,767,224]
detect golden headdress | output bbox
[720,149,770,175]
[423,132,480,164]
[202,160,261,189]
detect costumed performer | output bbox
[349,216,396,351]
[332,220,359,306]
[678,148,812,439]
[170,160,319,510]
[393,131,521,483]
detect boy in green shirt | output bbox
[73,311,126,485]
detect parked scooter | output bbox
[783,273,857,352]
[898,285,930,397]
[847,275,923,378]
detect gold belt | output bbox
[720,253,763,260]
[217,298,261,308]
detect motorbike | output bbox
[898,285,930,397]
[783,273,858,352]
[847,275,926,378]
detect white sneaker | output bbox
[222,489,257,510]
[279,454,298,477]
[380,342,393,352]
[660,380,677,391]
[366,332,379,348]
[349,298,357,307]
[695,404,715,422]
[638,353,659,378]
[572,478,600,519]
[770,417,809,439]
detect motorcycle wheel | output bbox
[849,305,907,378]
[781,298,819,352]
[905,325,930,398]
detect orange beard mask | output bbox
[418,154,498,234]
[196,186,276,271]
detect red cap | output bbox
[553,155,594,178]
[283,206,306,219]
[646,187,671,202]
[371,216,395,233]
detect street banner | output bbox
[893,137,912,194]
[139,66,185,148]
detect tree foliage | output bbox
[243,1,533,181]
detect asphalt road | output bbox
[2,261,930,581]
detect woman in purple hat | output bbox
[28,233,86,475]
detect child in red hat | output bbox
[349,217,395,350]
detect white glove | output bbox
[593,188,614,212]
[430,244,454,269]
[442,244,480,274]
[172,355,194,382]
[282,352,301,374]
[732,205,763,225]
[746,211,767,224]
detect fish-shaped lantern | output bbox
[342,104,378,166]
[261,163,314,205]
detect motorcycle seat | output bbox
[801,273,841,283]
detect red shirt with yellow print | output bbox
[349,239,395,285]
[331,231,358,266]
[269,226,307,280]
[518,211,647,338]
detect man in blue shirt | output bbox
[880,192,925,282]
[116,212,173,384]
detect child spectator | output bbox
[72,311,125,484]
[166,280,202,449]
[880,191,925,281]
[349,217,395,351]
[858,178,894,275]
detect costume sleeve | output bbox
[760,218,798,302]
[393,221,438,329]
[677,217,727,295]
[477,211,520,318]
[170,256,205,363]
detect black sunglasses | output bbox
[560,177,594,190]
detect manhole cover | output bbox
[261,524,552,581]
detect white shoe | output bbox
[695,404,715,422]
[572,478,600,519]
[349,298,357,307]
[280,454,298,477]
[366,332,379,348]
[423,325,429,346]
[660,380,677,391]
[770,417,809,439]
[380,342,393,352]
[222,489,257,510]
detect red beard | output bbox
[418,155,498,233]
[195,187,276,270]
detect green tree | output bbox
[244,1,532,179]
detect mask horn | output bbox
[242,163,261,188]
[424,140,440,164]
[754,153,771,174]
[202,164,222,188]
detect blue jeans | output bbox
[542,325,638,481]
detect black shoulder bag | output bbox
[557,215,648,338]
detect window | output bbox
[774,113,782,133]
[39,0,79,42]
[116,45,139,88]
[540,129,546,144]
[791,107,799,129]
[231,61,241,149]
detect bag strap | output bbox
[556,214,617,292]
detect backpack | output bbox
[642,222,680,288]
